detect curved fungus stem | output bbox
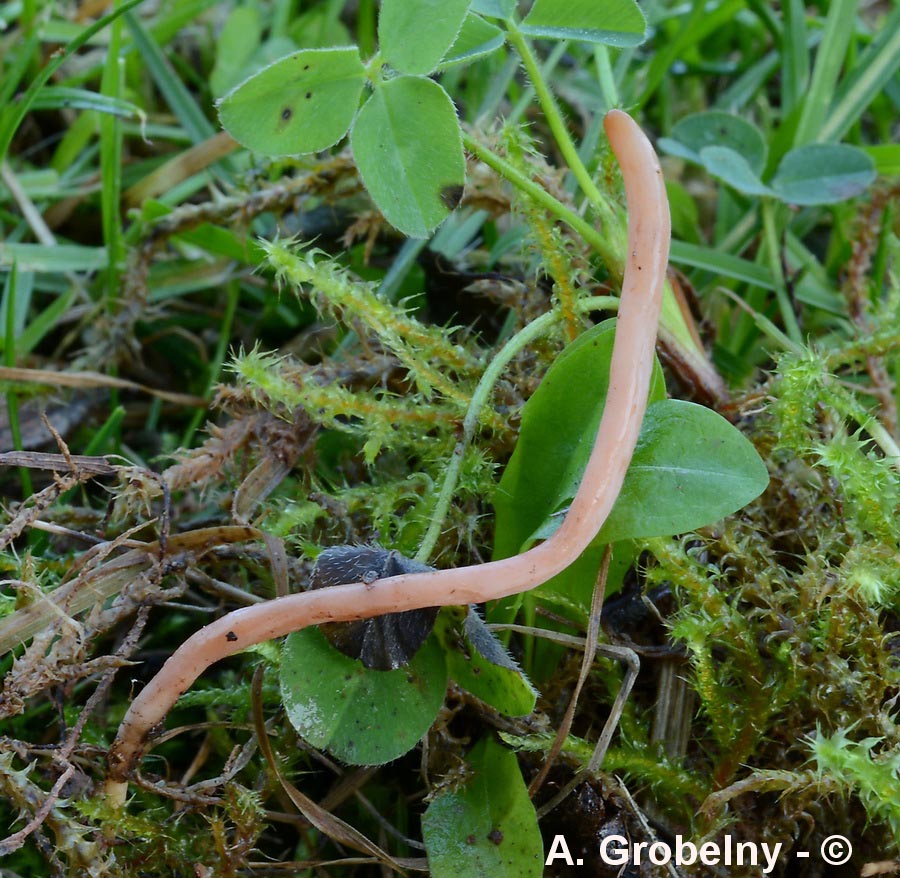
[104,109,671,804]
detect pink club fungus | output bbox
[105,108,672,804]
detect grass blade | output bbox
[124,11,216,144]
[0,0,146,163]
[670,240,775,290]
[821,7,900,143]
[793,0,858,145]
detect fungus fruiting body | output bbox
[105,109,671,803]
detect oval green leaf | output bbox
[660,111,768,175]
[596,399,769,542]
[492,321,666,561]
[699,145,773,197]
[379,0,472,75]
[209,5,262,98]
[422,737,542,878]
[527,400,769,545]
[770,143,877,206]
[439,13,505,69]
[520,0,647,47]
[280,626,448,765]
[350,76,465,238]
[217,47,365,156]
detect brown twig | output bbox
[0,763,75,857]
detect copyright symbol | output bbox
[821,835,852,865]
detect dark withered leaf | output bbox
[463,607,522,673]
[310,545,440,671]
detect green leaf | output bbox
[350,77,464,238]
[863,145,900,177]
[0,243,107,273]
[598,401,768,542]
[699,146,773,197]
[792,0,857,146]
[494,323,769,556]
[520,0,646,47]
[379,0,472,75]
[470,0,515,18]
[218,47,366,156]
[126,12,218,146]
[30,87,145,120]
[209,5,263,98]
[660,111,767,175]
[492,322,665,561]
[422,737,542,877]
[770,143,877,206]
[439,14,505,69]
[280,627,447,765]
[289,7,352,49]
[526,400,769,545]
[0,0,144,164]
[669,240,776,291]
[821,7,900,143]
[437,609,537,717]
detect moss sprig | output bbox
[809,727,900,847]
[231,346,456,462]
[262,238,480,405]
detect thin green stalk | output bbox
[416,296,619,563]
[461,132,618,270]
[84,406,126,456]
[100,8,125,303]
[4,263,33,498]
[463,132,710,383]
[505,22,620,238]
[761,198,802,345]
[593,45,619,109]
[181,279,239,447]
[508,40,568,125]
[357,0,377,58]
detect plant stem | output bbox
[761,198,802,345]
[461,132,619,270]
[505,21,620,240]
[594,46,619,108]
[416,296,619,564]
[3,263,33,498]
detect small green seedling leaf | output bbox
[422,737,542,877]
[470,0,515,18]
[217,47,365,155]
[699,145,773,197]
[379,0,473,75]
[659,111,768,175]
[350,77,465,238]
[770,143,877,205]
[520,0,647,47]
[439,14,505,69]
[438,608,537,716]
[280,627,448,765]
